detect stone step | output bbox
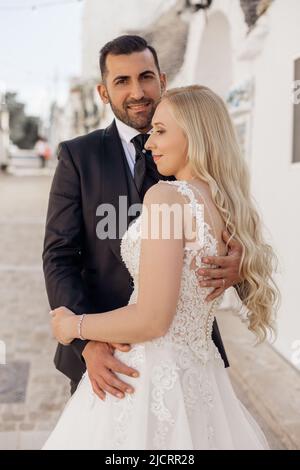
[216,308,300,450]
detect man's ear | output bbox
[97,83,110,104]
[160,72,167,94]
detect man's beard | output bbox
[109,97,158,132]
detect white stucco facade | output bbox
[178,0,300,367]
[81,0,177,81]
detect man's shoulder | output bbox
[60,128,106,153]
[56,123,117,166]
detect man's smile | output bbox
[127,102,151,112]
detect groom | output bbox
[43,35,243,399]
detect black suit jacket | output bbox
[43,120,229,383]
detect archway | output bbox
[195,11,233,99]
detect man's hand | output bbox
[82,341,139,401]
[197,231,243,302]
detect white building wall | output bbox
[249,0,300,365]
[81,0,177,81]
[183,0,300,367]
[80,0,177,128]
[177,0,247,91]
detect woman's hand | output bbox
[50,306,77,346]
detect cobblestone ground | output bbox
[0,172,69,450]
[0,171,298,450]
[217,310,300,450]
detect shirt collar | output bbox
[115,117,150,145]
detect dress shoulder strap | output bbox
[160,180,219,254]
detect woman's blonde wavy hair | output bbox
[163,85,279,342]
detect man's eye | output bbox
[116,79,127,85]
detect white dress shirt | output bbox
[115,118,150,177]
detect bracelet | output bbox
[78,314,86,340]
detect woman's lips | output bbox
[153,155,162,163]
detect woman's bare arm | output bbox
[52,183,185,345]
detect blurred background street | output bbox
[0,172,69,449]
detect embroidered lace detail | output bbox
[180,353,215,442]
[151,361,179,449]
[120,215,141,306]
[109,345,145,448]
[148,346,219,449]
[120,216,141,288]
[119,180,225,448]
[120,179,225,350]
[149,181,224,361]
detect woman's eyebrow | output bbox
[152,121,166,127]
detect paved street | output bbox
[0,171,69,450]
[0,171,299,450]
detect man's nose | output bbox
[130,81,145,101]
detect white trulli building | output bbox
[67,0,300,369]
[174,0,300,369]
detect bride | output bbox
[43,85,278,450]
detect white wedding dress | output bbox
[43,180,269,450]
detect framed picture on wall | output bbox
[292,57,300,163]
[230,108,252,162]
[226,78,254,163]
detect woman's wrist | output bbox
[70,315,81,340]
[78,314,86,340]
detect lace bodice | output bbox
[44,185,269,451]
[120,180,224,364]
[45,183,269,452]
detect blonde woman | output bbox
[43,85,278,450]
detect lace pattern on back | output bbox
[119,180,225,449]
[120,180,224,358]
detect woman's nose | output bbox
[145,134,154,151]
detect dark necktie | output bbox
[131,133,150,194]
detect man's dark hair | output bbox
[99,35,160,81]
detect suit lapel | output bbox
[101,121,141,262]
[100,121,174,263]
